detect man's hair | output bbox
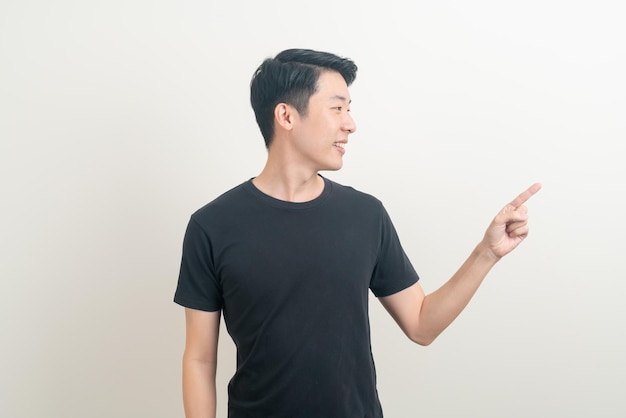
[250,48,358,148]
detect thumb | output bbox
[497,204,528,224]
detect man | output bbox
[174,48,541,417]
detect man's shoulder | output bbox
[191,180,252,220]
[326,177,383,208]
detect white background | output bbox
[1,1,625,417]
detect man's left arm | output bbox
[379,183,542,346]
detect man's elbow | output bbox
[408,330,438,346]
[183,348,218,368]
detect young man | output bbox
[174,48,541,417]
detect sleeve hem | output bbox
[371,274,419,298]
[173,294,221,312]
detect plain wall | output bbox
[1,1,625,417]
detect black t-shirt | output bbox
[174,176,419,417]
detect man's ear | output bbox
[274,103,296,132]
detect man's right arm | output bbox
[182,308,221,418]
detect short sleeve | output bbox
[173,217,223,311]
[369,207,419,297]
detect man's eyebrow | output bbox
[330,95,351,103]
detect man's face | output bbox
[290,70,357,172]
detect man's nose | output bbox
[344,113,357,134]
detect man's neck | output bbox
[252,166,324,203]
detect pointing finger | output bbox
[509,182,542,209]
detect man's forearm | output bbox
[419,241,499,342]
[182,357,217,418]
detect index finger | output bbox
[509,182,542,209]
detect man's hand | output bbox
[483,183,542,259]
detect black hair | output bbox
[250,48,358,148]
